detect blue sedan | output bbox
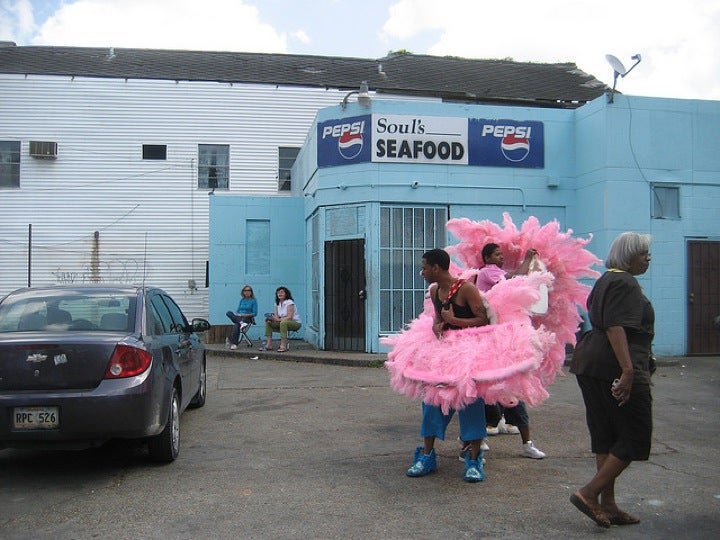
[0,285,210,462]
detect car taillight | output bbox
[104,344,152,379]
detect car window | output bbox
[149,294,174,335]
[160,294,189,334]
[147,301,167,336]
[0,292,135,332]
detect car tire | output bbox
[189,357,207,409]
[148,386,180,463]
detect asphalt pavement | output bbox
[1,345,719,539]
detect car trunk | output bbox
[0,332,123,391]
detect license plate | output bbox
[13,406,60,430]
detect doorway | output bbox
[324,239,366,351]
[687,240,720,355]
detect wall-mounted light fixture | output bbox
[341,81,371,110]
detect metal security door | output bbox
[324,239,366,351]
[687,241,720,355]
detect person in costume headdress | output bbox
[384,214,600,465]
[405,249,490,483]
[475,243,547,460]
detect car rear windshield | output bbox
[0,292,136,333]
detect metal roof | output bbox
[0,44,609,108]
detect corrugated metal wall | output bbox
[0,75,365,317]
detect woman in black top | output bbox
[569,232,654,528]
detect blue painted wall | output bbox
[209,94,720,356]
[208,195,306,342]
[573,95,720,355]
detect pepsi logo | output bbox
[338,131,364,160]
[500,134,530,162]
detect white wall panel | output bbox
[0,74,425,316]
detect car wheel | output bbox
[148,387,180,463]
[189,357,207,409]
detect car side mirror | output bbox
[190,318,211,333]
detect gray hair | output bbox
[605,232,652,270]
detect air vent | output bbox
[29,141,58,159]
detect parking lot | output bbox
[1,353,719,539]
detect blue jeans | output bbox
[226,311,254,345]
[420,399,487,442]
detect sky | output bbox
[1,0,719,101]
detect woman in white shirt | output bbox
[264,286,302,352]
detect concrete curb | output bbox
[206,343,686,369]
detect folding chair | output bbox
[285,327,302,349]
[237,316,255,347]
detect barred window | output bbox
[380,205,448,333]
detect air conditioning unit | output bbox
[29,141,58,159]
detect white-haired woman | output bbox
[569,232,654,528]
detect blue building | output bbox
[209,93,720,357]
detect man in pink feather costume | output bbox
[405,249,491,483]
[384,213,600,427]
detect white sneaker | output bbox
[498,417,520,435]
[522,441,546,459]
[229,344,237,350]
[486,424,500,436]
[457,439,489,461]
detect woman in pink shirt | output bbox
[475,242,546,460]
[475,243,537,293]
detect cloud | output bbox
[291,29,310,45]
[30,0,288,53]
[380,0,720,100]
[0,0,37,42]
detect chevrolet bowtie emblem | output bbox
[26,353,48,363]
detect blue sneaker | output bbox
[463,451,485,482]
[406,446,437,477]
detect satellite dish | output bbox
[604,53,642,103]
[605,54,627,76]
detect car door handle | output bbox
[175,340,190,354]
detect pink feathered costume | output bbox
[383,213,600,414]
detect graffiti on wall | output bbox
[52,258,148,285]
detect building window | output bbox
[379,205,448,333]
[0,141,21,188]
[652,185,680,219]
[198,144,229,190]
[278,147,300,191]
[143,144,167,160]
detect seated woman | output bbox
[264,286,301,352]
[225,285,258,349]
